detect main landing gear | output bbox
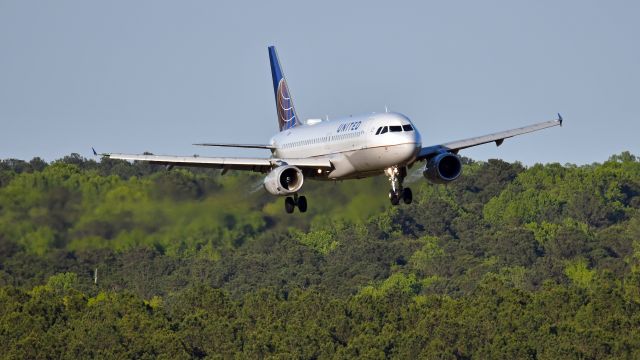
[285,193,307,214]
[386,166,412,206]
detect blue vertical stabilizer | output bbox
[268,46,300,131]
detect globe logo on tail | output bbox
[277,79,298,130]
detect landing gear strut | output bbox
[386,166,412,206]
[284,193,308,214]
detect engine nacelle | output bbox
[263,165,305,195]
[423,153,462,184]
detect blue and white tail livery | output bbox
[103,46,563,213]
[269,46,300,131]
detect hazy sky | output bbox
[1,1,638,165]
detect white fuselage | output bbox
[270,112,422,180]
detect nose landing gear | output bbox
[386,166,412,206]
[284,193,308,214]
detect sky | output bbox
[0,0,638,165]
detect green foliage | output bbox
[0,152,639,357]
[292,227,338,255]
[19,227,56,256]
[44,272,79,294]
[564,258,595,289]
[484,158,640,227]
[409,235,445,276]
[358,272,422,298]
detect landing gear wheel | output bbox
[298,196,308,213]
[386,166,408,207]
[285,197,295,214]
[389,190,400,206]
[402,187,413,204]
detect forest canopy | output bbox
[0,152,639,359]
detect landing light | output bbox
[317,169,322,174]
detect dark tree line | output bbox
[0,152,639,358]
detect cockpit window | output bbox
[402,124,414,132]
[375,127,382,135]
[380,126,388,134]
[389,125,402,132]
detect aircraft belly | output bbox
[327,143,417,179]
[275,141,417,179]
[350,143,417,172]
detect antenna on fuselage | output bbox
[385,105,389,113]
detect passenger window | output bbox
[390,125,402,132]
[380,126,388,134]
[402,124,413,131]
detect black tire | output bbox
[285,197,295,214]
[389,190,400,205]
[403,187,413,204]
[298,196,308,213]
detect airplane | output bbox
[99,46,562,214]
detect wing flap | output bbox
[193,143,276,149]
[105,153,332,172]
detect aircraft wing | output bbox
[104,153,332,173]
[416,115,563,160]
[192,143,276,149]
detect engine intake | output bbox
[423,153,462,183]
[263,165,304,195]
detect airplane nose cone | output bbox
[410,126,422,159]
[408,125,421,147]
[413,130,422,147]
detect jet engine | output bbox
[423,152,462,184]
[263,165,304,195]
